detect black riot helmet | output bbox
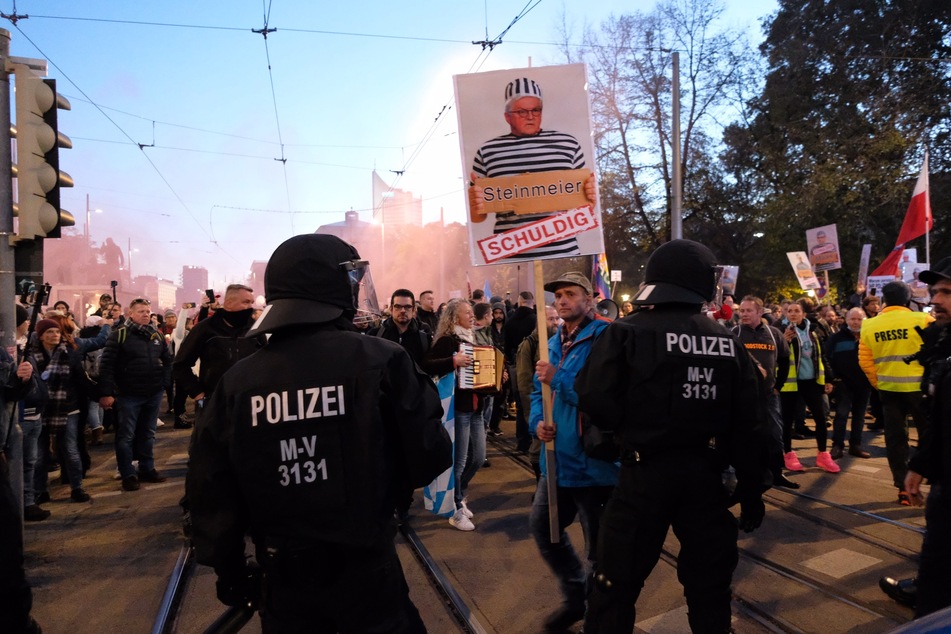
[247,234,381,334]
[631,239,718,306]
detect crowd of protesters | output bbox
[6,287,260,522]
[3,267,943,632]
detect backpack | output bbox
[83,348,105,379]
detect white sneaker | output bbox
[449,508,475,531]
[460,498,474,519]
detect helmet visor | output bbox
[340,260,381,327]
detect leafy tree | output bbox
[559,0,759,286]
[724,0,951,296]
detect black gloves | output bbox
[738,497,765,533]
[731,470,769,534]
[215,561,262,608]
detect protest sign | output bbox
[806,224,841,271]
[787,252,821,290]
[455,64,604,266]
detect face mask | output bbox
[227,307,254,326]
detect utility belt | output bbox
[621,442,714,467]
[257,527,395,583]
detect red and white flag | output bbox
[896,152,933,245]
[870,152,933,277]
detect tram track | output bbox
[763,487,924,561]
[398,522,489,634]
[488,434,914,632]
[150,431,918,633]
[153,523,484,633]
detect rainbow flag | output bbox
[592,252,611,300]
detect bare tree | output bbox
[562,0,758,257]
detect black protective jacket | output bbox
[910,323,951,485]
[173,309,266,398]
[98,324,172,397]
[186,320,451,574]
[575,305,771,498]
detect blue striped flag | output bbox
[424,372,457,517]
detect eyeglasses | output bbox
[508,107,542,119]
[392,304,415,312]
[130,298,151,307]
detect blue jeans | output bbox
[529,477,614,607]
[59,413,84,491]
[453,407,486,507]
[482,396,494,430]
[20,418,42,506]
[832,382,869,448]
[766,391,786,479]
[767,392,783,450]
[87,400,104,430]
[115,390,163,479]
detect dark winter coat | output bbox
[98,323,172,397]
[173,309,266,399]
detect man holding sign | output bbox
[530,272,617,632]
[468,77,597,262]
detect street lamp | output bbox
[85,193,102,246]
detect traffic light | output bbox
[13,68,73,241]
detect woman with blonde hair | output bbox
[422,298,485,531]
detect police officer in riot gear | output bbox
[186,234,452,633]
[880,256,951,616]
[575,239,771,634]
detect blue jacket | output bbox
[530,318,618,487]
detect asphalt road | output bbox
[21,412,923,633]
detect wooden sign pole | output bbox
[534,259,560,543]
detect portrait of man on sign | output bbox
[455,64,605,266]
[787,251,822,290]
[806,224,842,271]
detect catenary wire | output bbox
[7,21,247,268]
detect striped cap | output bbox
[504,78,542,107]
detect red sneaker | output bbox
[816,451,841,473]
[784,451,805,472]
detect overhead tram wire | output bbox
[6,20,246,268]
[210,185,463,218]
[23,12,951,62]
[26,13,471,46]
[63,95,418,151]
[17,6,556,241]
[26,5,558,207]
[251,0,295,234]
[380,0,542,202]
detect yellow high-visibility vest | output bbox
[781,326,825,392]
[859,307,931,392]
